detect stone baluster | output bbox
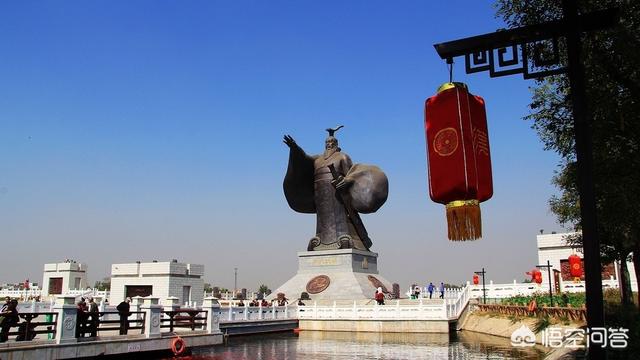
[258,301,263,320]
[163,296,180,312]
[243,302,249,321]
[442,298,448,318]
[202,297,221,334]
[142,297,162,338]
[162,296,181,330]
[272,302,277,320]
[54,295,77,344]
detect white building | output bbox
[110,260,204,306]
[41,261,88,296]
[537,232,638,292]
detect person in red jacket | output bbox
[375,287,385,305]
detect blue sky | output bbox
[0,1,563,291]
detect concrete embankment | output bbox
[299,319,450,333]
[460,312,545,344]
[458,312,585,359]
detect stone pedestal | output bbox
[54,295,78,344]
[271,249,393,301]
[142,297,162,338]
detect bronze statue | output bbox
[283,126,388,251]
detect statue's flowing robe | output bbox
[284,146,388,251]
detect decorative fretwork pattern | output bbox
[464,38,566,80]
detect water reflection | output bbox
[188,331,547,359]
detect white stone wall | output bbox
[41,262,88,295]
[537,232,638,291]
[109,261,204,305]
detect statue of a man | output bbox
[283,126,388,251]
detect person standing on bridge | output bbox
[117,297,131,335]
[75,297,88,338]
[375,287,385,305]
[427,282,434,299]
[439,282,445,299]
[0,299,18,342]
[88,297,99,337]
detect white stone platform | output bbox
[271,249,394,301]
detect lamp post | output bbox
[474,268,486,304]
[536,260,554,307]
[433,4,618,358]
[234,267,238,298]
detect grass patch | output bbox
[532,314,552,333]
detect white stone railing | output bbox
[0,289,43,299]
[445,285,471,319]
[216,304,297,322]
[297,300,447,320]
[469,281,541,299]
[467,278,623,299]
[298,286,471,321]
[404,287,462,299]
[0,288,110,302]
[66,288,109,298]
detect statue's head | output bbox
[324,126,343,156]
[324,136,341,158]
[325,136,338,151]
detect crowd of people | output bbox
[411,282,444,299]
[236,295,290,307]
[75,296,100,338]
[374,282,449,304]
[411,282,446,299]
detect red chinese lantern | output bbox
[568,254,583,278]
[472,274,479,285]
[424,82,493,241]
[526,269,543,284]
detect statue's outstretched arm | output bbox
[283,135,303,153]
[283,134,316,213]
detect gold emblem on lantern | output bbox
[433,127,458,156]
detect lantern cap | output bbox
[437,82,468,93]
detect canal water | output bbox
[184,331,547,359]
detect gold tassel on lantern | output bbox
[445,200,482,241]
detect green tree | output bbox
[495,0,640,305]
[258,284,271,296]
[93,277,111,291]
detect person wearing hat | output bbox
[283,126,388,252]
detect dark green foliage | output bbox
[494,0,640,306]
[93,277,110,291]
[501,292,585,308]
[258,284,271,296]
